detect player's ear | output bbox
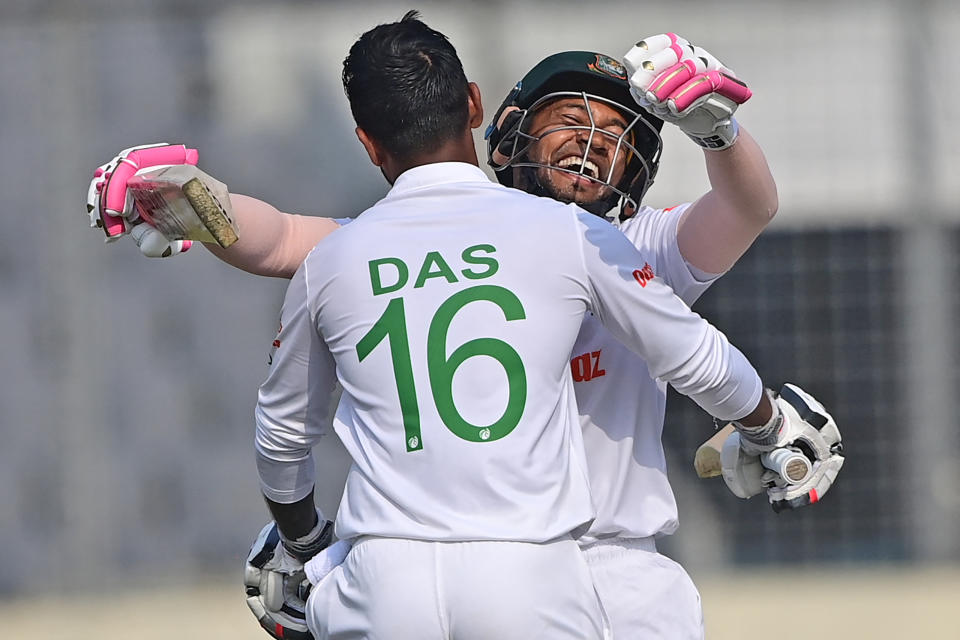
[467,82,484,129]
[355,127,383,167]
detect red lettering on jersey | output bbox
[632,263,656,287]
[570,350,606,382]
[571,353,590,382]
[590,350,606,378]
[664,205,680,213]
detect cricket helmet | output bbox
[485,51,663,219]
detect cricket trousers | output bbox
[306,535,608,640]
[582,537,704,640]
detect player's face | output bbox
[524,97,630,207]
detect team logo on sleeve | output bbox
[633,263,656,288]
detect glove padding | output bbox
[623,33,752,150]
[719,434,768,499]
[723,384,845,512]
[86,143,198,257]
[244,514,333,640]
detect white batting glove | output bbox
[86,143,198,257]
[725,384,845,511]
[244,522,313,640]
[623,33,752,150]
[719,437,767,499]
[244,514,332,640]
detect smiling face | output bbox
[519,96,633,208]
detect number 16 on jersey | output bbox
[356,282,528,453]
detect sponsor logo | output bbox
[588,54,627,80]
[571,350,606,382]
[633,262,655,288]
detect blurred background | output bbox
[1,0,958,638]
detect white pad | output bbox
[720,432,765,498]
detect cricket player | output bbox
[246,13,825,639]
[87,18,845,640]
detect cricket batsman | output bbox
[86,20,845,640]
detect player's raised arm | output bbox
[86,144,340,277]
[209,194,340,278]
[624,33,778,274]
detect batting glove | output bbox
[86,143,198,257]
[623,33,752,150]
[723,384,845,512]
[244,515,333,640]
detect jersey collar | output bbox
[388,162,491,196]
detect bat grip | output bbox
[761,448,811,485]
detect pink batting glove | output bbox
[87,143,199,239]
[86,143,198,257]
[623,33,752,150]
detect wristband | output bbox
[732,388,783,448]
[686,117,739,150]
[280,509,334,562]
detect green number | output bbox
[428,286,527,442]
[356,297,422,452]
[356,285,528,451]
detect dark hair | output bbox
[342,10,470,161]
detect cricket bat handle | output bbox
[694,423,813,485]
[760,448,811,484]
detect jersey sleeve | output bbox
[255,261,338,504]
[574,210,762,421]
[623,204,722,306]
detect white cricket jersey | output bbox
[255,162,762,543]
[573,204,721,545]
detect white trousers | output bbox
[306,536,607,640]
[583,537,704,640]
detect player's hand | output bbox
[86,143,198,257]
[718,438,767,499]
[244,522,315,640]
[244,511,333,639]
[623,33,752,150]
[723,384,845,511]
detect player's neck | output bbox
[383,134,479,184]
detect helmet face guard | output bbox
[485,51,664,220]
[490,91,662,218]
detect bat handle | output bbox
[761,448,812,485]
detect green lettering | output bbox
[356,285,529,452]
[369,257,408,296]
[356,297,422,451]
[461,244,499,280]
[428,285,527,442]
[414,251,459,288]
